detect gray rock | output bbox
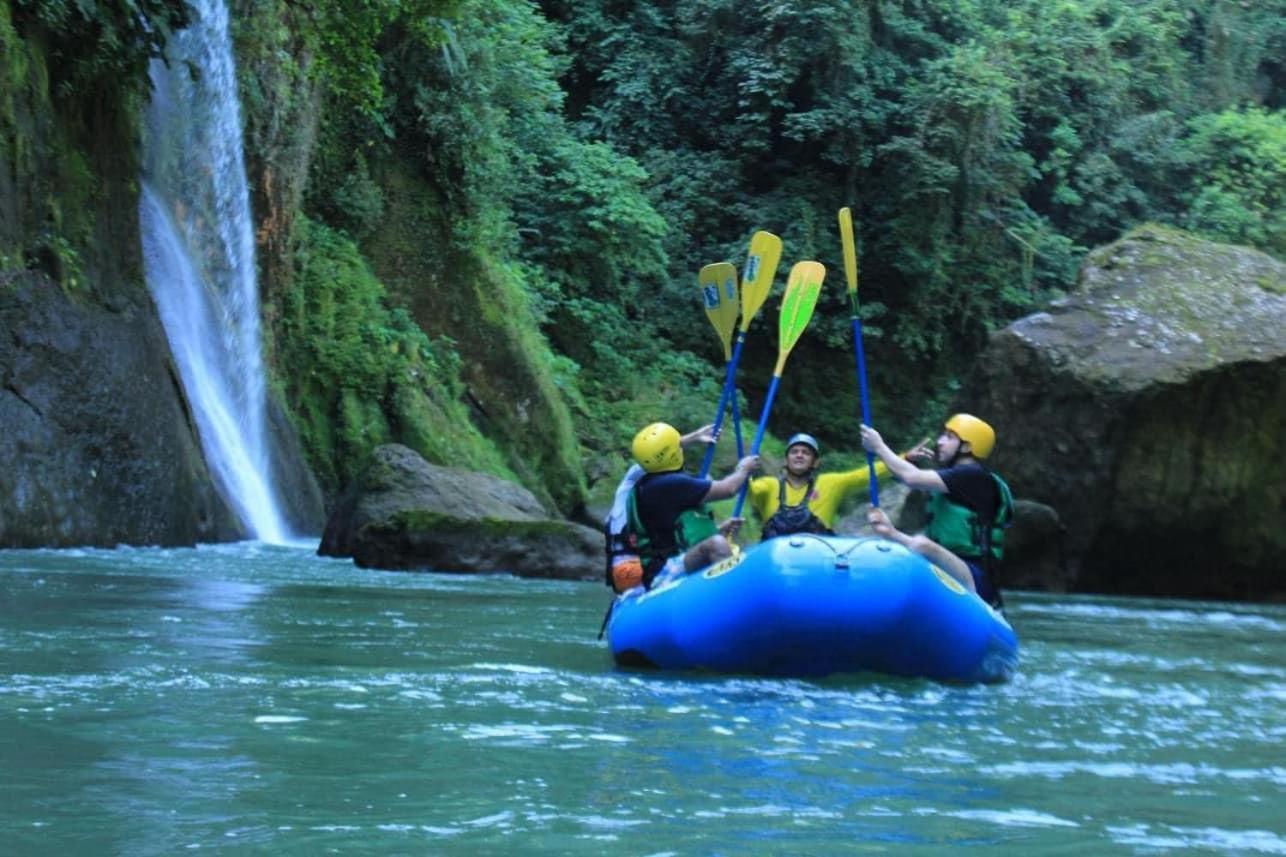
[320,444,602,581]
[0,271,327,546]
[834,481,916,536]
[961,226,1286,601]
[1003,500,1072,593]
[0,272,243,546]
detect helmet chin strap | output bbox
[940,443,968,468]
[941,440,977,468]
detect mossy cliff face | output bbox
[228,0,319,338]
[361,150,586,515]
[0,3,324,545]
[0,4,244,546]
[1,2,139,299]
[230,1,587,517]
[963,226,1286,600]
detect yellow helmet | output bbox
[944,413,996,459]
[632,422,683,473]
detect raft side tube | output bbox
[606,535,1018,682]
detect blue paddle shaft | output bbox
[699,334,748,478]
[730,376,745,460]
[732,373,781,518]
[852,316,879,508]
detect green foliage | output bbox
[280,216,512,495]
[518,139,668,297]
[301,0,689,502]
[303,0,458,236]
[513,137,669,372]
[871,42,1041,360]
[287,0,1282,509]
[330,153,386,239]
[9,0,189,98]
[387,0,568,250]
[1175,107,1286,256]
[535,0,1281,452]
[311,0,457,122]
[3,1,145,293]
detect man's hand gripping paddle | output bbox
[839,206,880,508]
[731,260,826,518]
[697,231,782,477]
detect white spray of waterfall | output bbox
[139,0,290,543]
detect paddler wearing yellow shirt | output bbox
[747,432,890,540]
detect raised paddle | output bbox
[839,206,880,507]
[732,260,826,519]
[699,262,739,362]
[698,231,783,477]
[697,261,740,477]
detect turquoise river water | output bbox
[1,543,1282,855]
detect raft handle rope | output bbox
[833,536,886,569]
[781,532,849,567]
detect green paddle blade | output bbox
[698,262,739,361]
[739,231,783,332]
[838,206,859,296]
[774,261,825,375]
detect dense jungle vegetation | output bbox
[8,0,1284,512]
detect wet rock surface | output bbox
[962,226,1285,600]
[320,444,601,581]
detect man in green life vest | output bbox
[629,422,759,589]
[859,414,1013,609]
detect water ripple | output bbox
[4,549,1284,855]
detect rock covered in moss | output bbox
[963,226,1285,601]
[319,444,601,580]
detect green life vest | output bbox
[625,483,718,575]
[924,471,1014,561]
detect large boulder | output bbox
[319,444,602,581]
[962,226,1285,600]
[0,272,243,545]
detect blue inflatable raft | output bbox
[607,534,1019,683]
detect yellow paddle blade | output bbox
[698,262,739,361]
[738,231,783,332]
[838,206,859,295]
[774,261,826,375]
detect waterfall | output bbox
[139,0,291,544]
